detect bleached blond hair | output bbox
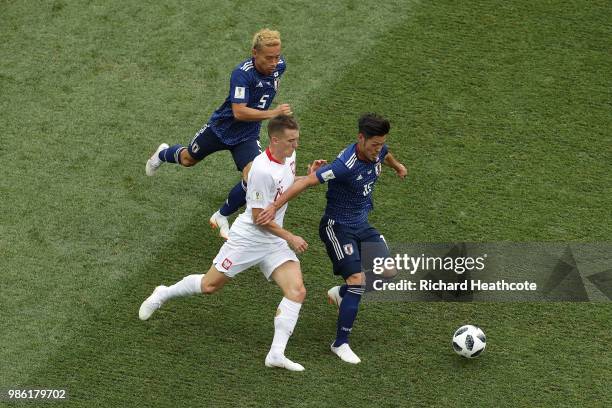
[252,28,281,50]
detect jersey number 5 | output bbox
[257,94,270,109]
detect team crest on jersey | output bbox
[222,258,233,270]
[290,160,296,175]
[274,78,280,91]
[343,244,354,256]
[375,162,382,176]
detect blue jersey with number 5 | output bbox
[315,143,388,226]
[207,57,286,145]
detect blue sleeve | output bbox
[278,57,286,75]
[380,144,389,161]
[229,69,251,104]
[315,159,352,184]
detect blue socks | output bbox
[219,180,247,217]
[333,284,364,347]
[159,144,185,164]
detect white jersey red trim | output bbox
[231,150,296,244]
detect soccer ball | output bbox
[452,325,486,358]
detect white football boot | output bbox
[265,352,305,372]
[209,210,230,240]
[327,286,343,308]
[331,342,361,364]
[145,143,169,176]
[138,285,167,320]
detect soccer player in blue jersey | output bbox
[256,113,407,364]
[145,28,292,239]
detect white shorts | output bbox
[212,235,299,280]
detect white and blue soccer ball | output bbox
[452,325,486,358]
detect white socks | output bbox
[270,297,302,356]
[159,274,203,302]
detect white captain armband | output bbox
[321,169,336,181]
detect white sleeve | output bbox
[246,162,274,209]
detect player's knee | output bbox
[180,150,198,167]
[296,284,307,302]
[345,272,365,286]
[202,281,221,294]
[286,284,306,303]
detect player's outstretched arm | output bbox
[295,159,327,182]
[232,103,292,121]
[251,208,308,253]
[384,152,408,179]
[255,172,320,225]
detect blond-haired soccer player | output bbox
[140,116,325,372]
[145,28,292,240]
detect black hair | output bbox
[358,113,390,138]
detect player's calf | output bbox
[179,149,199,167]
[200,267,229,294]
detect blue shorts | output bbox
[187,124,262,171]
[318,216,390,279]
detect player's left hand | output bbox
[395,164,408,179]
[307,159,327,175]
[288,234,308,254]
[256,205,277,225]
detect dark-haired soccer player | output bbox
[145,28,291,239]
[256,113,407,364]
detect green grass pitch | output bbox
[1,0,610,406]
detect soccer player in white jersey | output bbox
[139,115,325,371]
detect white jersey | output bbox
[230,148,296,244]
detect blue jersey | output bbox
[315,143,388,226]
[208,57,286,145]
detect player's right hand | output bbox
[307,159,327,174]
[275,104,292,116]
[288,235,308,254]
